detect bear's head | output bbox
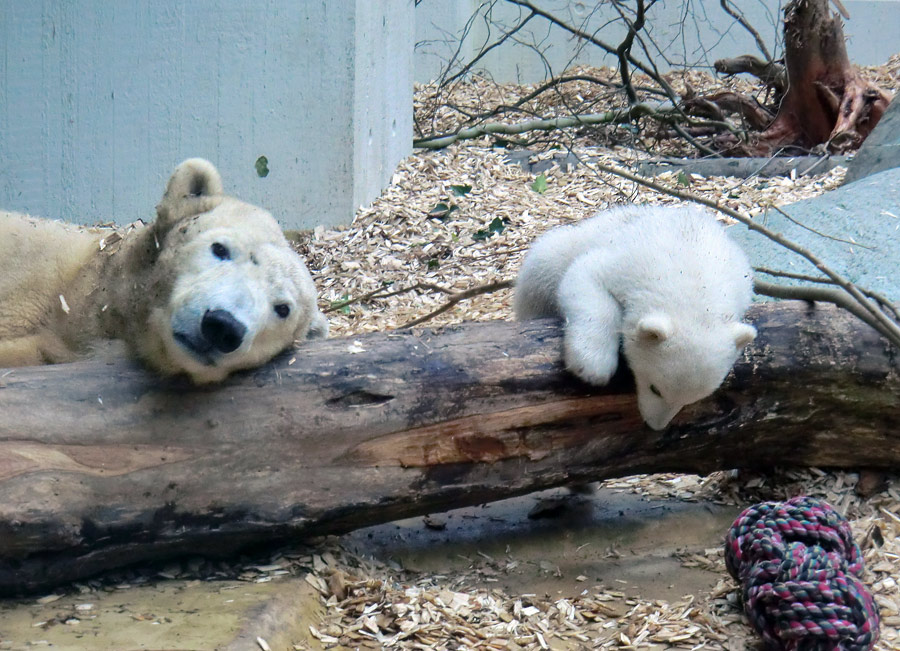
[131,158,327,383]
[623,313,756,430]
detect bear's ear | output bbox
[731,322,757,350]
[636,314,671,344]
[155,158,224,229]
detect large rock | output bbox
[730,167,900,306]
[843,97,900,184]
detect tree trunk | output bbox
[1,301,898,595]
[716,0,891,155]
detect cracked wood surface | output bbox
[0,301,898,594]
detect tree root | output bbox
[724,0,892,156]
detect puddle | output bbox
[345,487,740,601]
[0,488,740,649]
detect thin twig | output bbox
[755,267,832,285]
[768,204,874,250]
[399,280,514,329]
[434,0,492,92]
[719,0,772,61]
[440,10,537,90]
[723,152,785,191]
[324,282,452,314]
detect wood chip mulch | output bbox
[284,61,900,650]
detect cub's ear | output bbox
[155,158,224,229]
[731,322,757,350]
[636,314,672,344]
[304,311,329,340]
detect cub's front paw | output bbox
[563,339,618,386]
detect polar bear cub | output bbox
[0,158,327,383]
[515,204,756,430]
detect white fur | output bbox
[0,158,328,383]
[515,204,756,430]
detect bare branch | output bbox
[755,267,900,320]
[612,0,647,104]
[720,0,773,61]
[413,104,658,149]
[325,282,453,314]
[501,0,681,104]
[714,55,787,94]
[440,9,538,89]
[683,91,775,130]
[753,280,897,341]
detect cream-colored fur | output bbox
[515,204,756,430]
[0,158,327,383]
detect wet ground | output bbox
[0,578,323,650]
[346,487,739,602]
[0,488,739,650]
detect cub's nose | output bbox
[201,309,247,354]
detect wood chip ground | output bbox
[19,63,900,650]
[287,62,900,650]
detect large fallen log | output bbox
[1,301,898,595]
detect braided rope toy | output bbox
[725,496,880,651]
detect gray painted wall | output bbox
[3,1,894,229]
[1,1,414,229]
[415,1,900,83]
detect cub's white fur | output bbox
[515,204,756,430]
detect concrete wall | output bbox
[0,1,414,229]
[415,0,900,84]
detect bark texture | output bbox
[0,302,898,595]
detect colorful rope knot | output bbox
[725,496,880,651]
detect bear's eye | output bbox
[274,304,291,319]
[211,242,231,260]
[649,384,662,398]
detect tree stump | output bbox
[714,0,892,155]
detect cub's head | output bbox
[136,158,327,383]
[623,313,756,430]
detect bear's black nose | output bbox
[201,310,247,354]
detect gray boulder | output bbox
[729,167,900,306]
[843,97,900,184]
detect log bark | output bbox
[1,301,899,595]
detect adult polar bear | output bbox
[515,204,756,430]
[0,159,327,383]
